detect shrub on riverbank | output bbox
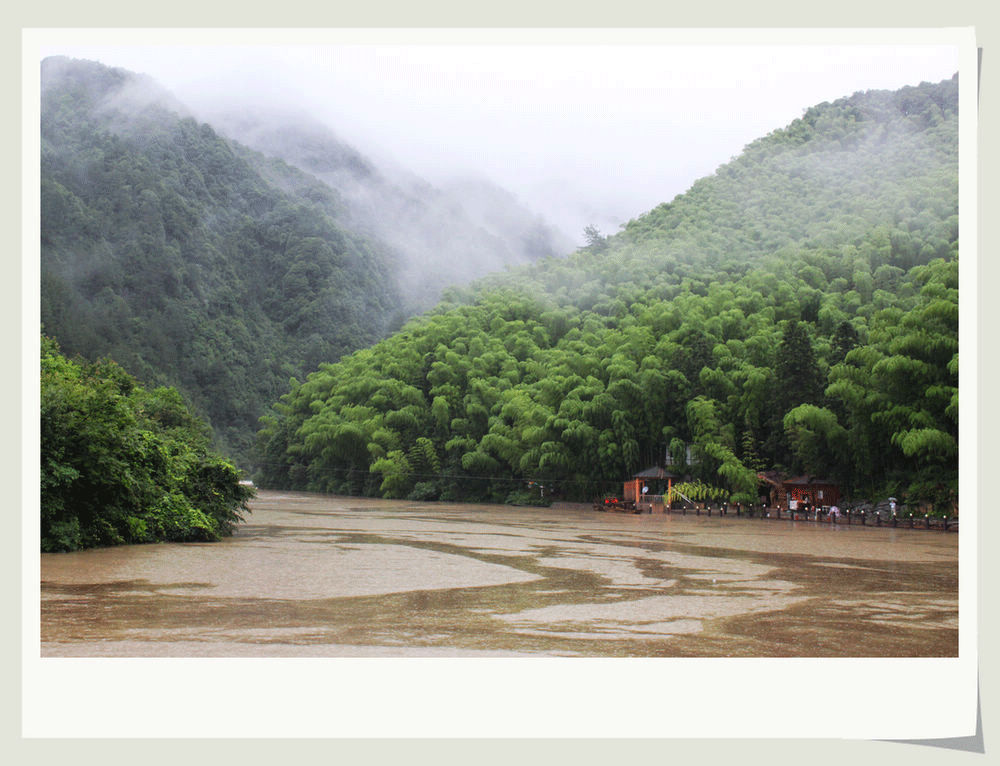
[40,334,255,551]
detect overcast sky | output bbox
[35,30,962,243]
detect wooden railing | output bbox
[626,499,957,531]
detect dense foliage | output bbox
[41,335,255,551]
[40,57,402,465]
[257,76,959,513]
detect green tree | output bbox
[41,335,254,551]
[583,225,607,252]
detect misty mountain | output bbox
[437,175,577,260]
[258,76,959,512]
[202,107,575,313]
[40,56,404,464]
[611,76,958,266]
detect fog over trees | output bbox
[40,56,568,465]
[40,39,959,239]
[204,105,574,314]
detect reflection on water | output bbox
[41,490,958,657]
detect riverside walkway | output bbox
[610,496,957,531]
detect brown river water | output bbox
[40,489,958,657]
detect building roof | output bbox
[632,466,682,480]
[757,471,785,487]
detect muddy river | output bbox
[40,490,959,657]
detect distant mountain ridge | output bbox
[39,56,578,467]
[203,107,575,312]
[613,76,958,263]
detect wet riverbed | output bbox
[40,490,959,657]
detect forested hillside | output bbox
[257,76,959,512]
[206,109,574,314]
[40,56,402,464]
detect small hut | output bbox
[780,475,840,509]
[624,467,682,512]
